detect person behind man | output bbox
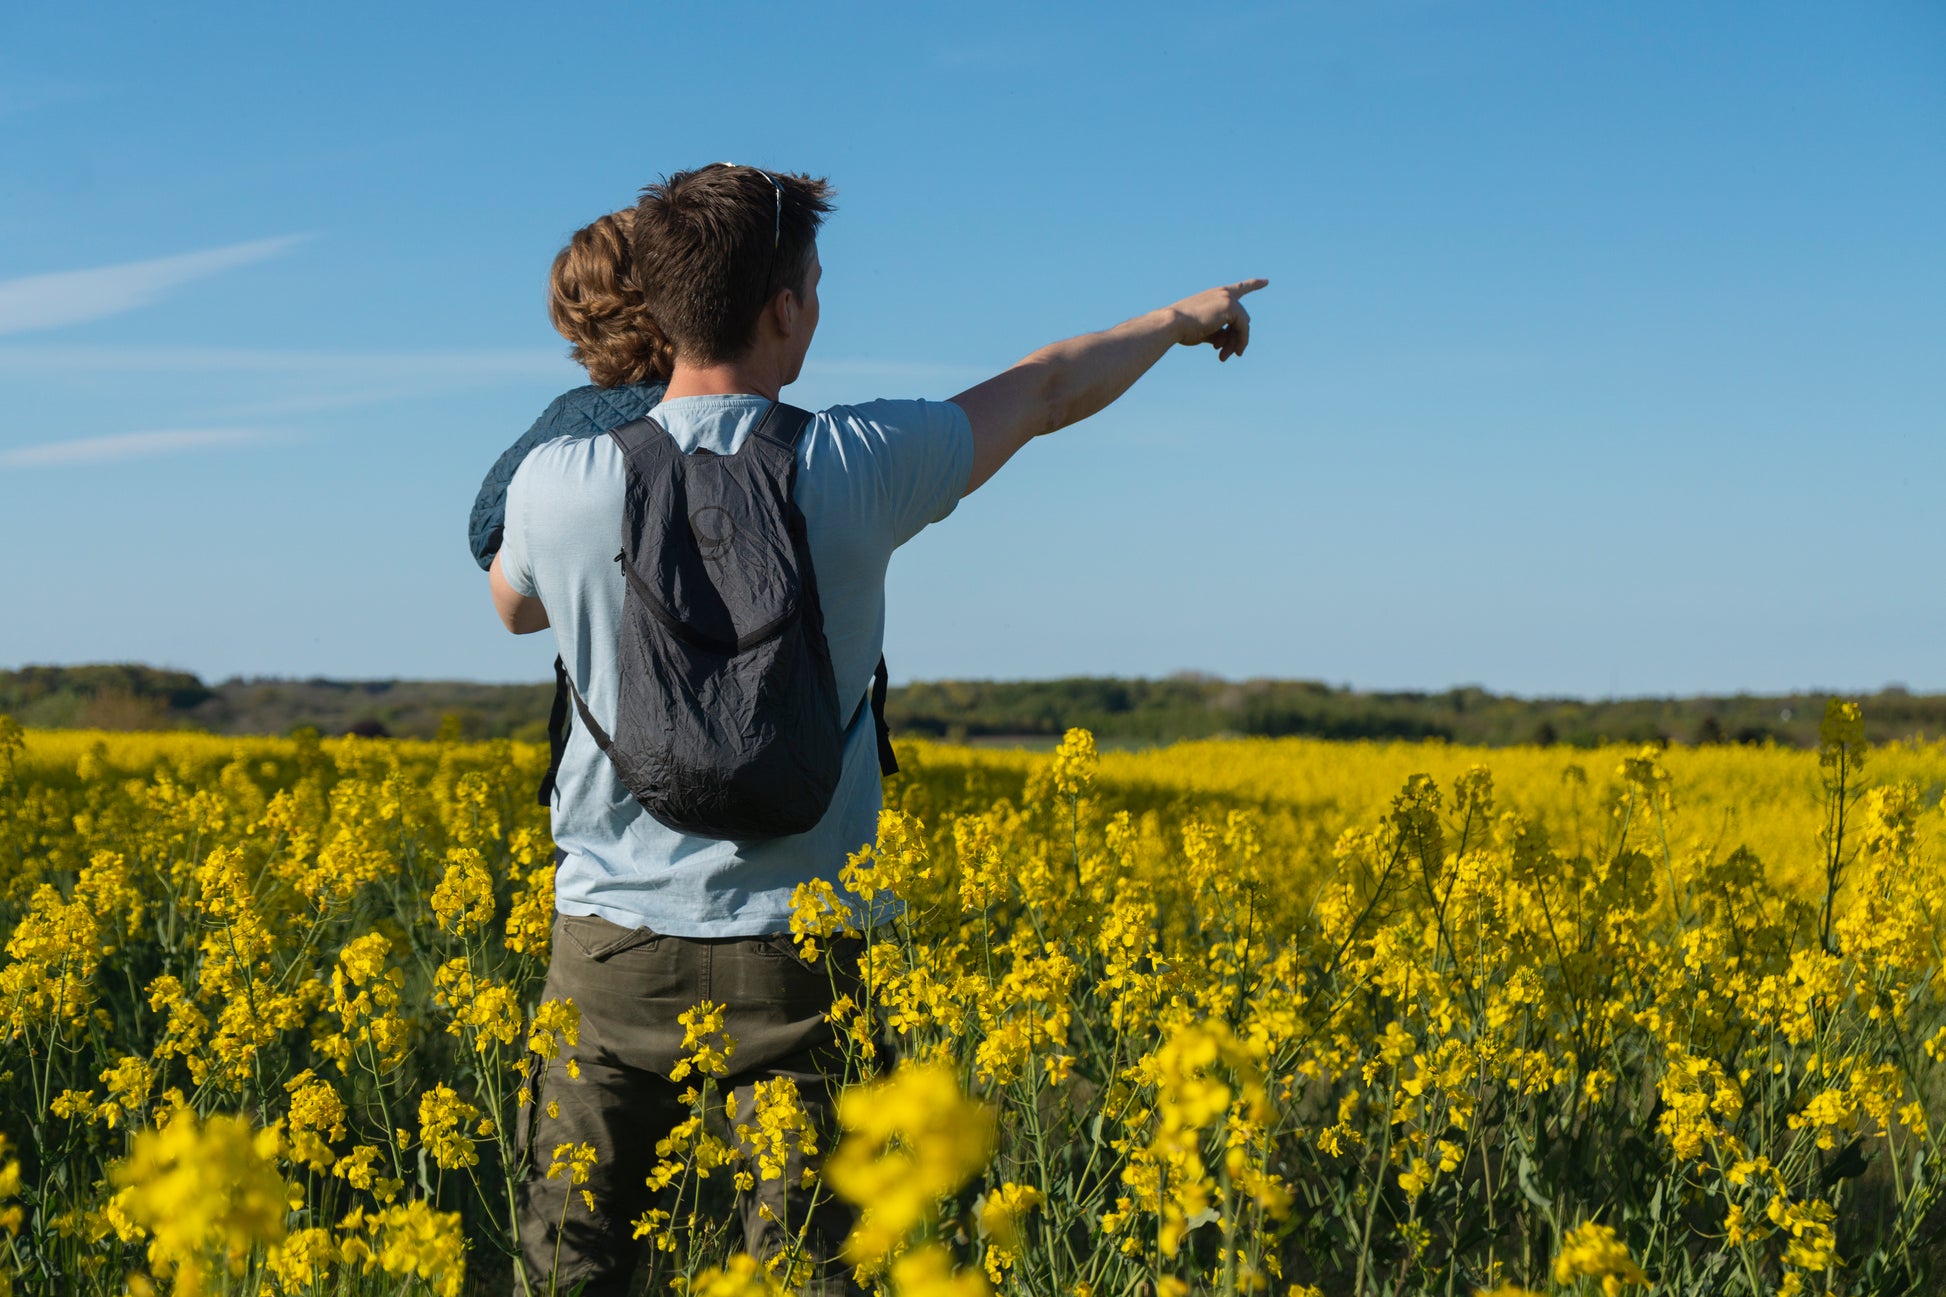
[490,163,1264,1295]
[468,208,671,575]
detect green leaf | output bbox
[1517,1153,1552,1211]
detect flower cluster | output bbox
[3,713,1945,1295]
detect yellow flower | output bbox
[50,1088,96,1122]
[429,846,496,934]
[683,1252,786,1296]
[847,808,933,904]
[285,1069,348,1172]
[1,881,106,1038]
[1766,1196,1839,1272]
[1397,1155,1433,1196]
[548,1141,598,1186]
[670,1000,735,1081]
[630,1206,673,1245]
[890,1241,989,1297]
[1050,727,1098,799]
[111,1109,288,1297]
[1724,1202,1769,1248]
[417,1083,483,1171]
[734,1077,820,1182]
[319,932,411,1073]
[787,875,858,963]
[98,1053,153,1130]
[823,1062,997,1264]
[0,1133,22,1239]
[340,1199,466,1297]
[977,1182,1044,1280]
[504,858,557,957]
[266,1226,338,1294]
[331,1144,403,1203]
[21,689,1946,1297]
[1553,1221,1649,1295]
[1138,1020,1273,1256]
[526,995,582,1059]
[953,813,1007,911]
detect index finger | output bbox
[1230,278,1269,297]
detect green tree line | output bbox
[5,663,1943,750]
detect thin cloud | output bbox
[0,344,569,377]
[0,345,979,389]
[0,236,308,335]
[0,427,277,469]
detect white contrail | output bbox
[0,236,308,335]
[0,427,275,469]
[0,343,569,376]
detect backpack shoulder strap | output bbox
[872,654,898,776]
[842,655,900,778]
[537,656,572,806]
[747,400,888,770]
[747,401,815,451]
[608,415,672,459]
[537,656,620,806]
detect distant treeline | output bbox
[0,665,554,743]
[6,663,1942,750]
[887,677,1946,749]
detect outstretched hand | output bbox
[1170,279,1269,361]
[956,276,1271,495]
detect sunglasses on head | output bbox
[713,161,783,299]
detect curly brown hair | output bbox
[547,211,672,387]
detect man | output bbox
[491,163,1263,1295]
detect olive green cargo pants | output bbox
[514,911,865,1297]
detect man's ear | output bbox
[770,288,800,340]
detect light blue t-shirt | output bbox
[499,394,973,937]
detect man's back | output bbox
[492,163,1260,1297]
[497,392,970,936]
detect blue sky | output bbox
[2,2,1942,696]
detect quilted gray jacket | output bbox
[467,381,667,570]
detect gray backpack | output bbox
[538,401,896,839]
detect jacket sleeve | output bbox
[467,383,669,571]
[469,394,575,571]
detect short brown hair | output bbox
[630,166,834,365]
[548,211,673,387]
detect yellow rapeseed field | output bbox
[1,704,1943,1296]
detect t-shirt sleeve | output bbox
[829,398,974,550]
[497,455,540,598]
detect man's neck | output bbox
[662,357,784,403]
